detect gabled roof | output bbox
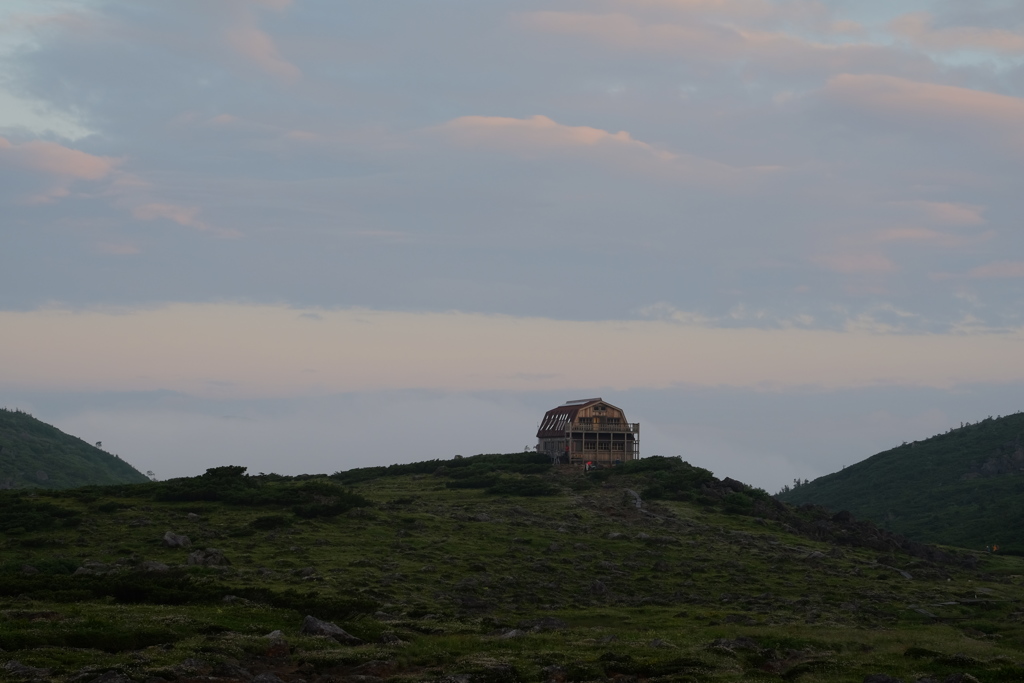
[536,398,625,438]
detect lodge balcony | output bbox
[563,422,639,434]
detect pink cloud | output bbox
[130,202,238,238]
[966,261,1024,279]
[519,10,907,75]
[889,200,986,227]
[0,137,119,180]
[0,137,120,203]
[891,12,1024,54]
[442,114,673,158]
[225,23,301,81]
[823,74,1024,142]
[872,227,992,249]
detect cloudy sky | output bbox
[2,0,1024,490]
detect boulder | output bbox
[263,630,290,658]
[300,615,364,645]
[187,548,230,566]
[20,565,38,575]
[3,660,52,678]
[253,674,286,683]
[162,531,192,548]
[73,562,110,576]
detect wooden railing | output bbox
[564,422,639,433]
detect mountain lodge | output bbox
[536,398,639,465]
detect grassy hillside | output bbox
[0,408,149,489]
[1,453,1022,682]
[778,412,1024,552]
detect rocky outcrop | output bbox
[162,531,192,548]
[300,615,364,645]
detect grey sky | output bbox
[2,0,1023,490]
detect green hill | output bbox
[0,408,150,489]
[778,411,1024,553]
[1,454,1022,682]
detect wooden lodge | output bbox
[536,398,639,465]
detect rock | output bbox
[187,548,230,566]
[253,674,286,683]
[475,513,492,522]
[128,518,152,527]
[140,560,170,572]
[222,595,249,604]
[636,532,651,540]
[500,629,525,639]
[380,632,405,645]
[863,676,904,683]
[648,638,676,648]
[295,566,317,577]
[943,675,980,683]
[20,565,38,575]
[3,660,52,678]
[607,532,624,540]
[187,513,201,521]
[300,615,364,644]
[73,562,110,576]
[598,561,618,570]
[590,580,607,594]
[263,630,290,657]
[721,477,746,492]
[546,543,562,552]
[162,531,192,548]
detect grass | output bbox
[0,454,1022,681]
[779,411,1024,552]
[0,408,149,489]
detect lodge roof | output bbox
[536,398,626,438]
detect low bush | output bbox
[486,477,560,497]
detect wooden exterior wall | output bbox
[536,399,639,465]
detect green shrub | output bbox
[486,477,559,497]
